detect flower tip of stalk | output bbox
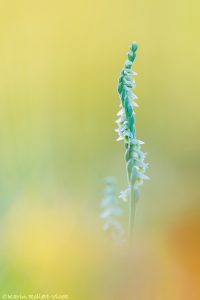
[131,42,138,53]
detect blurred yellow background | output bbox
[0,0,200,299]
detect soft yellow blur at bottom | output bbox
[0,192,200,300]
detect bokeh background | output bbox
[0,0,200,299]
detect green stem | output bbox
[128,185,137,248]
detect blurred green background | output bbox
[0,0,200,299]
